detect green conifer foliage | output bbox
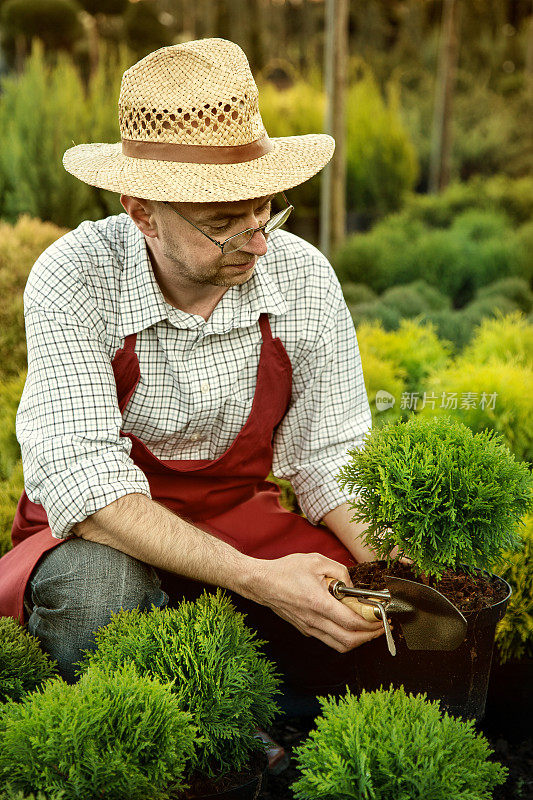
[0,618,58,704]
[0,790,59,800]
[76,590,281,778]
[494,514,533,663]
[0,663,198,800]
[337,416,533,579]
[291,687,508,800]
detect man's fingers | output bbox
[303,621,386,653]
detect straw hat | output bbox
[63,38,335,202]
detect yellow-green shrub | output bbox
[0,372,25,481]
[345,70,418,215]
[356,349,406,428]
[356,319,451,396]
[461,311,533,368]
[420,359,533,462]
[494,514,533,663]
[0,217,66,380]
[259,65,418,218]
[0,460,23,558]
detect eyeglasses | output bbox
[164,192,293,254]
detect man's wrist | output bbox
[231,555,265,601]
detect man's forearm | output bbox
[73,493,385,652]
[322,502,378,563]
[72,492,257,596]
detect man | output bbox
[0,38,385,688]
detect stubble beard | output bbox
[161,241,255,288]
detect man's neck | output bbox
[145,239,228,321]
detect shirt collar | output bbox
[119,218,170,338]
[119,217,288,338]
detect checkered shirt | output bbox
[16,214,371,540]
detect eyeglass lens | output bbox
[221,206,292,254]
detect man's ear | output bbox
[120,195,158,238]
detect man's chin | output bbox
[214,265,255,286]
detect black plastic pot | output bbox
[184,753,268,800]
[351,569,511,721]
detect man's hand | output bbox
[242,552,385,653]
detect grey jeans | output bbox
[24,538,168,682]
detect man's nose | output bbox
[242,228,268,257]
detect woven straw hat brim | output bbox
[63,134,334,202]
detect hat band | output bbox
[121,135,273,164]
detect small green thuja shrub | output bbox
[0,663,198,800]
[337,416,533,579]
[0,617,58,703]
[77,589,281,778]
[291,686,508,800]
[494,514,533,664]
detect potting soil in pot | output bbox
[348,560,508,611]
[345,560,510,721]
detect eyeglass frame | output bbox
[164,192,293,254]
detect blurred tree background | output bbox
[0,0,530,231]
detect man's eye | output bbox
[210,222,231,232]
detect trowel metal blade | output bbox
[384,575,468,651]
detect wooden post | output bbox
[429,0,461,193]
[319,0,348,259]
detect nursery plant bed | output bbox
[261,716,533,800]
[345,559,510,720]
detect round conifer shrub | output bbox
[349,300,401,331]
[337,415,533,579]
[476,277,533,315]
[341,281,376,306]
[0,663,197,800]
[461,310,533,367]
[76,589,281,778]
[0,618,58,704]
[292,686,508,800]
[380,280,449,319]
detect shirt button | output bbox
[190,433,201,442]
[200,381,210,394]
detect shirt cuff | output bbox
[34,450,152,540]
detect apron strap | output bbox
[258,313,273,341]
[122,333,138,352]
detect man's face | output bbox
[153,194,273,289]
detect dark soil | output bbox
[347,560,508,613]
[262,715,533,799]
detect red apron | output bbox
[0,313,354,623]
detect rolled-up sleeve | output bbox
[271,273,371,524]
[16,309,151,539]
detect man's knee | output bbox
[24,537,167,682]
[27,536,166,617]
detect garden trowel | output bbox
[328,575,468,657]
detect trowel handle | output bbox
[339,596,382,622]
[328,579,381,622]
